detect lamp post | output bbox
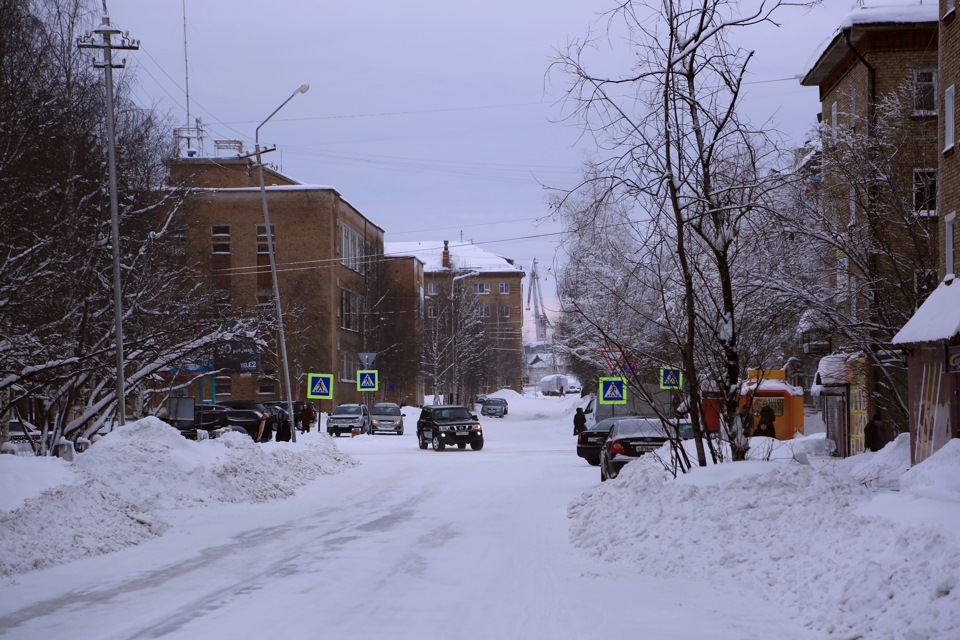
[450,271,479,404]
[255,83,309,443]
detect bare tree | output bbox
[551,0,812,465]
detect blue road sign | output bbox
[660,368,683,390]
[357,369,379,392]
[307,373,334,400]
[599,377,627,405]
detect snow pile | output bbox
[0,418,356,576]
[568,438,960,639]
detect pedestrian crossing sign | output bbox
[357,369,379,392]
[307,373,334,400]
[599,377,627,405]
[659,368,683,390]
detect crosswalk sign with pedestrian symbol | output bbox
[659,368,683,390]
[598,377,627,405]
[307,373,334,400]
[357,369,379,392]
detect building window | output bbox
[427,282,440,296]
[427,305,438,319]
[258,371,277,395]
[914,69,937,115]
[212,242,231,254]
[913,169,937,216]
[215,375,232,397]
[831,101,838,141]
[499,282,510,294]
[498,305,510,318]
[478,305,490,317]
[473,282,491,295]
[945,85,955,152]
[340,352,358,383]
[256,291,272,306]
[340,288,362,331]
[340,224,366,274]
[915,269,939,307]
[212,225,231,236]
[849,87,856,132]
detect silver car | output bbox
[326,404,371,436]
[370,402,405,435]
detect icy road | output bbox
[1,393,812,640]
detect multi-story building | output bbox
[892,1,960,463]
[168,155,388,410]
[801,5,940,454]
[386,240,525,400]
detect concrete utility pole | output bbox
[256,84,309,443]
[78,7,139,427]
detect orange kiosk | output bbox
[740,369,804,440]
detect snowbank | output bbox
[0,418,356,575]
[568,436,960,639]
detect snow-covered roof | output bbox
[892,277,960,345]
[801,2,938,88]
[816,353,850,386]
[385,241,524,274]
[740,378,804,397]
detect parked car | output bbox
[416,405,483,451]
[326,403,371,436]
[3,417,48,455]
[217,400,274,441]
[576,417,617,466]
[599,417,671,482]
[480,397,508,418]
[370,403,405,435]
[193,403,267,441]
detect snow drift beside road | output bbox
[568,437,960,640]
[0,418,356,575]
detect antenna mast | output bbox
[182,0,191,149]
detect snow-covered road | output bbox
[1,394,814,639]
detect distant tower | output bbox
[526,258,551,342]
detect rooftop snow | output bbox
[892,277,960,344]
[385,241,524,274]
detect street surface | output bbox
[1,394,806,639]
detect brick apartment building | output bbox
[168,155,392,409]
[386,241,525,399]
[892,0,960,463]
[801,5,941,454]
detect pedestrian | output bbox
[275,406,291,442]
[864,410,887,452]
[753,404,776,438]
[300,403,316,434]
[559,385,566,397]
[573,407,587,436]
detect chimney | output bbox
[442,240,450,268]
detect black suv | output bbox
[416,405,484,451]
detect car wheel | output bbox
[458,443,467,449]
[607,461,619,480]
[432,434,445,451]
[418,431,428,449]
[600,457,608,482]
[587,457,600,467]
[471,437,484,451]
[398,427,404,436]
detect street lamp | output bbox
[255,83,309,443]
[450,270,479,404]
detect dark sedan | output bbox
[576,417,618,466]
[600,417,671,481]
[216,400,274,441]
[192,404,267,441]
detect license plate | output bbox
[456,431,469,436]
[636,445,658,452]
[589,437,603,443]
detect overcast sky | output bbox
[108,0,857,315]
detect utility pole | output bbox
[78,6,139,427]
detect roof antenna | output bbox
[182,0,192,150]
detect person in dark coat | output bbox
[573,407,587,436]
[738,406,754,434]
[753,405,776,439]
[864,410,887,452]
